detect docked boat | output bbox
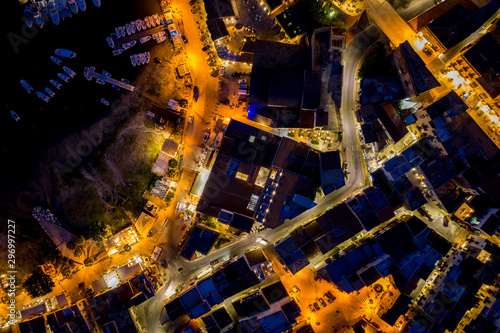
[63,66,76,78]
[145,52,150,64]
[135,19,142,31]
[77,0,86,11]
[33,5,45,28]
[24,5,34,28]
[130,55,137,66]
[96,79,105,84]
[120,26,126,37]
[140,36,151,43]
[20,80,34,94]
[45,87,55,97]
[131,21,136,34]
[50,56,62,65]
[56,0,72,20]
[68,0,78,14]
[126,23,131,35]
[115,26,121,35]
[154,14,161,26]
[122,40,136,50]
[58,73,70,82]
[121,78,129,84]
[141,20,146,30]
[55,48,77,58]
[102,70,111,77]
[36,91,50,102]
[100,98,109,106]
[145,16,151,29]
[50,79,62,89]
[106,36,114,48]
[156,36,166,43]
[48,0,60,26]
[84,67,89,78]
[92,0,101,7]
[11,111,20,121]
[112,49,124,56]
[150,16,157,27]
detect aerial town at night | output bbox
[2,0,500,332]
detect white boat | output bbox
[112,49,124,56]
[58,73,70,82]
[121,26,126,37]
[11,111,20,121]
[33,5,45,28]
[130,54,137,66]
[141,20,146,30]
[122,40,136,49]
[145,16,152,28]
[135,19,142,31]
[92,0,101,7]
[106,36,114,48]
[24,5,34,28]
[77,0,86,11]
[63,66,76,78]
[68,0,78,14]
[20,80,34,94]
[36,91,50,102]
[45,87,55,97]
[140,36,151,43]
[145,52,150,64]
[102,70,111,77]
[156,36,166,43]
[131,21,136,34]
[55,48,76,58]
[100,98,109,105]
[50,79,62,89]
[50,56,62,65]
[150,16,157,27]
[126,23,131,35]
[154,14,161,26]
[138,53,145,65]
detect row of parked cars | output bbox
[308,290,336,312]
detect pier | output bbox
[84,66,135,91]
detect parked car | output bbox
[238,79,247,84]
[191,5,200,13]
[202,45,209,52]
[193,86,199,101]
[189,0,196,5]
[219,67,225,77]
[181,223,187,230]
[324,291,336,303]
[318,297,327,307]
[181,35,188,43]
[423,47,433,56]
[309,304,316,312]
[231,72,241,77]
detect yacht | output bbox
[122,40,136,49]
[112,49,124,56]
[50,56,62,65]
[100,98,109,105]
[11,111,20,121]
[20,80,34,94]
[55,48,77,58]
[63,66,76,78]
[24,5,34,28]
[68,0,78,14]
[106,36,114,48]
[45,87,55,98]
[58,73,70,82]
[36,91,50,102]
[48,0,60,26]
[50,79,62,89]
[140,36,151,43]
[126,23,131,35]
[92,0,101,7]
[135,19,142,31]
[156,36,166,43]
[131,21,136,34]
[77,0,86,11]
[130,54,137,66]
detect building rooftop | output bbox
[161,138,179,157]
[252,40,310,70]
[360,77,403,105]
[180,225,220,260]
[376,103,409,144]
[425,90,468,120]
[204,0,235,20]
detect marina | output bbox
[84,66,135,91]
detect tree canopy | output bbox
[23,269,55,298]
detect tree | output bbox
[60,266,72,279]
[179,109,186,118]
[23,269,55,298]
[166,168,177,179]
[179,99,188,108]
[84,257,94,267]
[123,244,131,252]
[168,159,179,168]
[72,247,83,258]
[86,221,109,242]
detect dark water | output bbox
[1,0,161,219]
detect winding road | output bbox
[133,26,381,332]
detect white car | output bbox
[256,237,268,245]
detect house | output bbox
[319,151,345,195]
[203,0,235,42]
[161,138,180,157]
[180,225,220,260]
